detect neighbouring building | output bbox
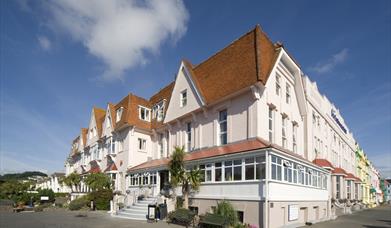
[35,172,69,193]
[64,25,382,227]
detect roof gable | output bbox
[164,61,205,123]
[102,103,115,137]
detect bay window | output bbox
[271,155,282,181]
[233,159,242,181]
[224,161,233,181]
[215,162,222,182]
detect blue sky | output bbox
[1,0,390,177]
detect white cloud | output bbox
[309,48,348,74]
[37,35,51,51]
[45,0,189,80]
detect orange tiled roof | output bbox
[312,159,334,170]
[332,167,348,176]
[114,94,152,131]
[128,138,267,172]
[128,137,326,173]
[93,107,106,137]
[188,25,279,104]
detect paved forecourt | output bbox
[300,204,391,228]
[0,210,182,228]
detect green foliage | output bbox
[68,196,89,211]
[0,171,47,181]
[37,188,55,203]
[61,172,81,192]
[84,173,111,191]
[213,200,238,226]
[168,146,202,209]
[168,208,195,226]
[88,189,113,210]
[0,180,35,204]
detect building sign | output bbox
[40,196,49,201]
[288,204,299,221]
[331,110,347,134]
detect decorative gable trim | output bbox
[181,62,206,106]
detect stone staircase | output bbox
[113,197,156,220]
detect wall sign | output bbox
[288,204,299,221]
[331,110,347,134]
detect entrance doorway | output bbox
[160,170,169,193]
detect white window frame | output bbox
[282,116,287,148]
[218,109,228,145]
[180,90,187,107]
[292,123,297,153]
[268,108,274,142]
[276,74,281,96]
[138,106,151,122]
[116,107,123,122]
[138,138,147,151]
[186,122,192,152]
[286,84,291,104]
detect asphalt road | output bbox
[1,205,390,228]
[0,210,182,228]
[302,204,391,228]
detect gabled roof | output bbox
[114,93,152,131]
[313,159,334,170]
[93,107,106,137]
[183,25,279,104]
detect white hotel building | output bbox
[65,25,375,227]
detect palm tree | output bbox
[168,146,202,209]
[84,172,111,191]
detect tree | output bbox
[60,172,81,192]
[168,146,201,209]
[84,173,111,191]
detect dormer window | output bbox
[180,90,187,107]
[116,107,123,122]
[139,106,151,122]
[152,101,165,121]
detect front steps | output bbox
[113,197,156,220]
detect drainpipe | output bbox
[264,150,269,228]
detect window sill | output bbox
[138,150,147,153]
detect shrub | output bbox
[213,200,238,226]
[68,196,89,211]
[88,189,113,210]
[168,208,195,226]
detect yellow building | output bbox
[356,147,370,207]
